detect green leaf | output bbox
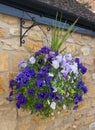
[51,18,79,52]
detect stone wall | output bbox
[76,0,95,12]
[0,14,95,130]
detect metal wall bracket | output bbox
[20,18,39,46]
[20,18,51,46]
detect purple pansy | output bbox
[35,103,43,110]
[22,77,29,85]
[35,80,45,88]
[16,93,27,109]
[74,94,83,104]
[73,105,78,110]
[28,88,35,95]
[38,92,48,100]
[75,58,80,64]
[81,86,88,94]
[55,95,62,100]
[9,79,16,89]
[79,63,87,74]
[40,46,50,54]
[24,67,36,78]
[6,97,12,102]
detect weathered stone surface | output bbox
[72,32,81,39]
[18,116,31,130]
[1,38,26,51]
[26,41,42,52]
[74,113,82,120]
[66,44,75,53]
[66,37,74,43]
[73,120,84,130]
[86,109,95,117]
[84,116,94,125]
[0,104,17,130]
[81,46,90,56]
[82,35,92,40]
[91,50,95,56]
[87,84,95,97]
[0,75,6,94]
[82,73,92,83]
[81,58,94,65]
[18,108,31,118]
[78,100,90,111]
[9,28,19,36]
[31,115,51,125]
[28,30,45,41]
[0,14,19,25]
[87,65,95,73]
[76,40,85,46]
[87,42,95,48]
[0,27,5,37]
[89,122,95,130]
[8,72,17,80]
[56,110,71,119]
[12,52,30,71]
[35,125,47,130]
[92,73,95,80]
[0,53,9,72]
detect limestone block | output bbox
[0,53,9,72]
[0,27,5,37]
[0,14,19,25]
[81,46,90,56]
[89,122,95,130]
[0,75,6,94]
[9,28,19,36]
[26,41,42,52]
[87,84,95,97]
[18,116,31,130]
[0,104,17,130]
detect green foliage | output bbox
[51,18,79,52]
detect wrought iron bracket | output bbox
[20,18,40,46]
[20,17,51,46]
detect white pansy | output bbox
[52,60,59,69]
[50,102,56,110]
[63,104,66,110]
[52,87,57,92]
[70,62,78,75]
[29,56,36,64]
[48,73,54,77]
[64,53,72,61]
[56,54,63,63]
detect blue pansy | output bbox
[35,80,45,88]
[28,88,35,95]
[16,92,27,109]
[38,92,48,100]
[74,94,82,104]
[55,95,62,100]
[9,79,16,89]
[35,103,43,110]
[79,63,87,74]
[24,67,36,78]
[40,46,50,54]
